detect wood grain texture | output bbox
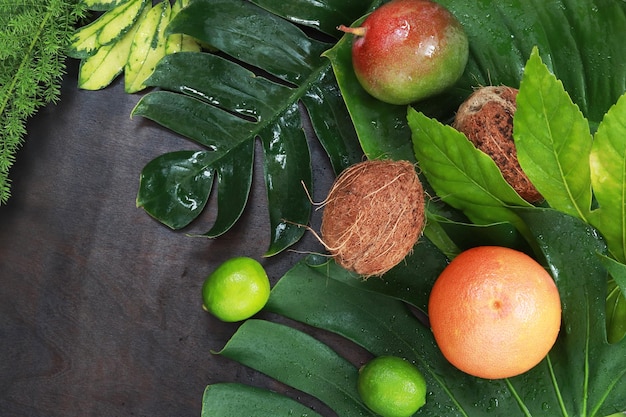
[0,60,342,417]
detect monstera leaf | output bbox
[118,0,626,415]
[201,209,626,416]
[132,0,367,255]
[131,0,626,256]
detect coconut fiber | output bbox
[320,159,425,277]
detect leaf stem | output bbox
[505,379,533,417]
[582,299,591,417]
[589,364,626,416]
[423,212,461,260]
[546,353,569,416]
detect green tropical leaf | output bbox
[136,150,218,229]
[438,0,626,126]
[600,255,626,301]
[133,0,365,255]
[606,279,626,344]
[250,0,375,38]
[588,92,626,344]
[514,47,593,222]
[597,255,626,343]
[517,208,626,417]
[302,237,448,310]
[323,23,415,162]
[408,108,531,228]
[431,218,530,255]
[216,319,374,417]
[203,209,626,416]
[129,0,626,254]
[201,383,324,417]
[589,93,626,264]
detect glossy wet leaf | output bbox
[513,50,626,341]
[136,150,217,229]
[514,48,593,221]
[250,0,371,38]
[267,257,499,416]
[133,0,364,254]
[438,0,626,126]
[201,383,324,417]
[600,255,626,300]
[216,319,374,417]
[199,208,626,417]
[136,127,255,234]
[516,208,626,416]
[323,23,415,162]
[131,0,626,255]
[606,279,626,344]
[302,237,448,311]
[433,218,530,256]
[598,255,626,343]
[327,0,626,164]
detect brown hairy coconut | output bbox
[453,85,543,203]
[320,159,425,277]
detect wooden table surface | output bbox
[0,60,342,417]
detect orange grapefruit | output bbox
[428,246,561,379]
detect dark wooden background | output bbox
[0,60,349,417]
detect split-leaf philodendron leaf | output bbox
[132,0,366,255]
[106,0,626,415]
[131,0,626,256]
[203,209,626,416]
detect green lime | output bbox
[357,356,427,417]
[202,257,270,322]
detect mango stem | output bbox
[337,25,367,37]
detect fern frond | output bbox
[0,0,86,204]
